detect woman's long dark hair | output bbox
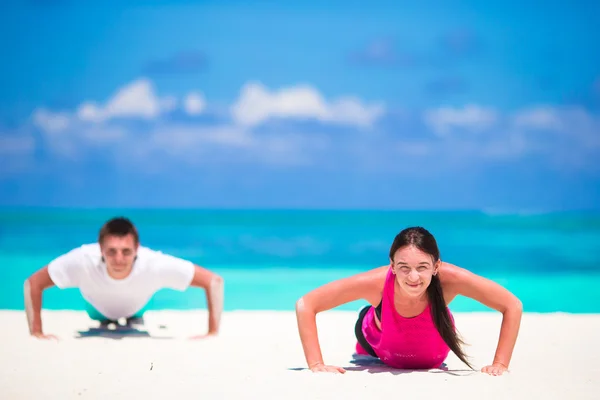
[389,226,474,370]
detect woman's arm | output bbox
[439,263,523,375]
[296,266,387,373]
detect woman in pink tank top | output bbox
[296,227,523,376]
[356,266,454,370]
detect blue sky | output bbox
[1,0,599,210]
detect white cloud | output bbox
[131,124,321,166]
[453,135,528,160]
[512,106,563,131]
[423,104,497,135]
[150,125,253,152]
[32,108,70,133]
[76,78,172,122]
[21,77,599,174]
[32,79,386,140]
[32,79,179,135]
[184,92,206,115]
[76,103,102,123]
[511,106,600,150]
[230,82,385,128]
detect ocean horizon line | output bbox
[1,206,599,216]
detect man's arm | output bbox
[24,266,58,339]
[189,265,224,336]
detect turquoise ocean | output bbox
[1,208,599,313]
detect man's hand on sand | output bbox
[481,362,508,376]
[310,363,346,374]
[188,332,218,340]
[31,332,59,340]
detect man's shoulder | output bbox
[78,243,101,253]
[136,246,194,268]
[48,243,100,270]
[137,245,164,257]
[69,243,102,260]
[136,245,171,264]
[54,243,101,258]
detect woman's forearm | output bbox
[492,300,523,367]
[295,297,325,368]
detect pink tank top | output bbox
[361,267,452,369]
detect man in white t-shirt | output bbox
[23,217,224,339]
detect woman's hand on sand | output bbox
[481,362,508,376]
[31,332,59,340]
[309,363,346,374]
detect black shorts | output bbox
[354,305,378,358]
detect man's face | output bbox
[100,234,138,279]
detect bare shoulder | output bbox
[299,265,389,312]
[437,262,472,301]
[437,261,470,284]
[325,264,388,294]
[355,264,389,283]
[437,261,522,313]
[353,265,389,302]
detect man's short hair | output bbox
[98,217,139,244]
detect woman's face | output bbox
[390,245,439,298]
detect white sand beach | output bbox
[0,310,598,399]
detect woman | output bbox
[295,226,522,376]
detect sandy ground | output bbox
[0,309,598,399]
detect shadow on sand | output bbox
[75,322,173,340]
[289,354,477,376]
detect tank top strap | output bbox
[383,266,396,302]
[377,267,396,326]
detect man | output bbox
[24,216,224,339]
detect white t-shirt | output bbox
[47,243,195,320]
